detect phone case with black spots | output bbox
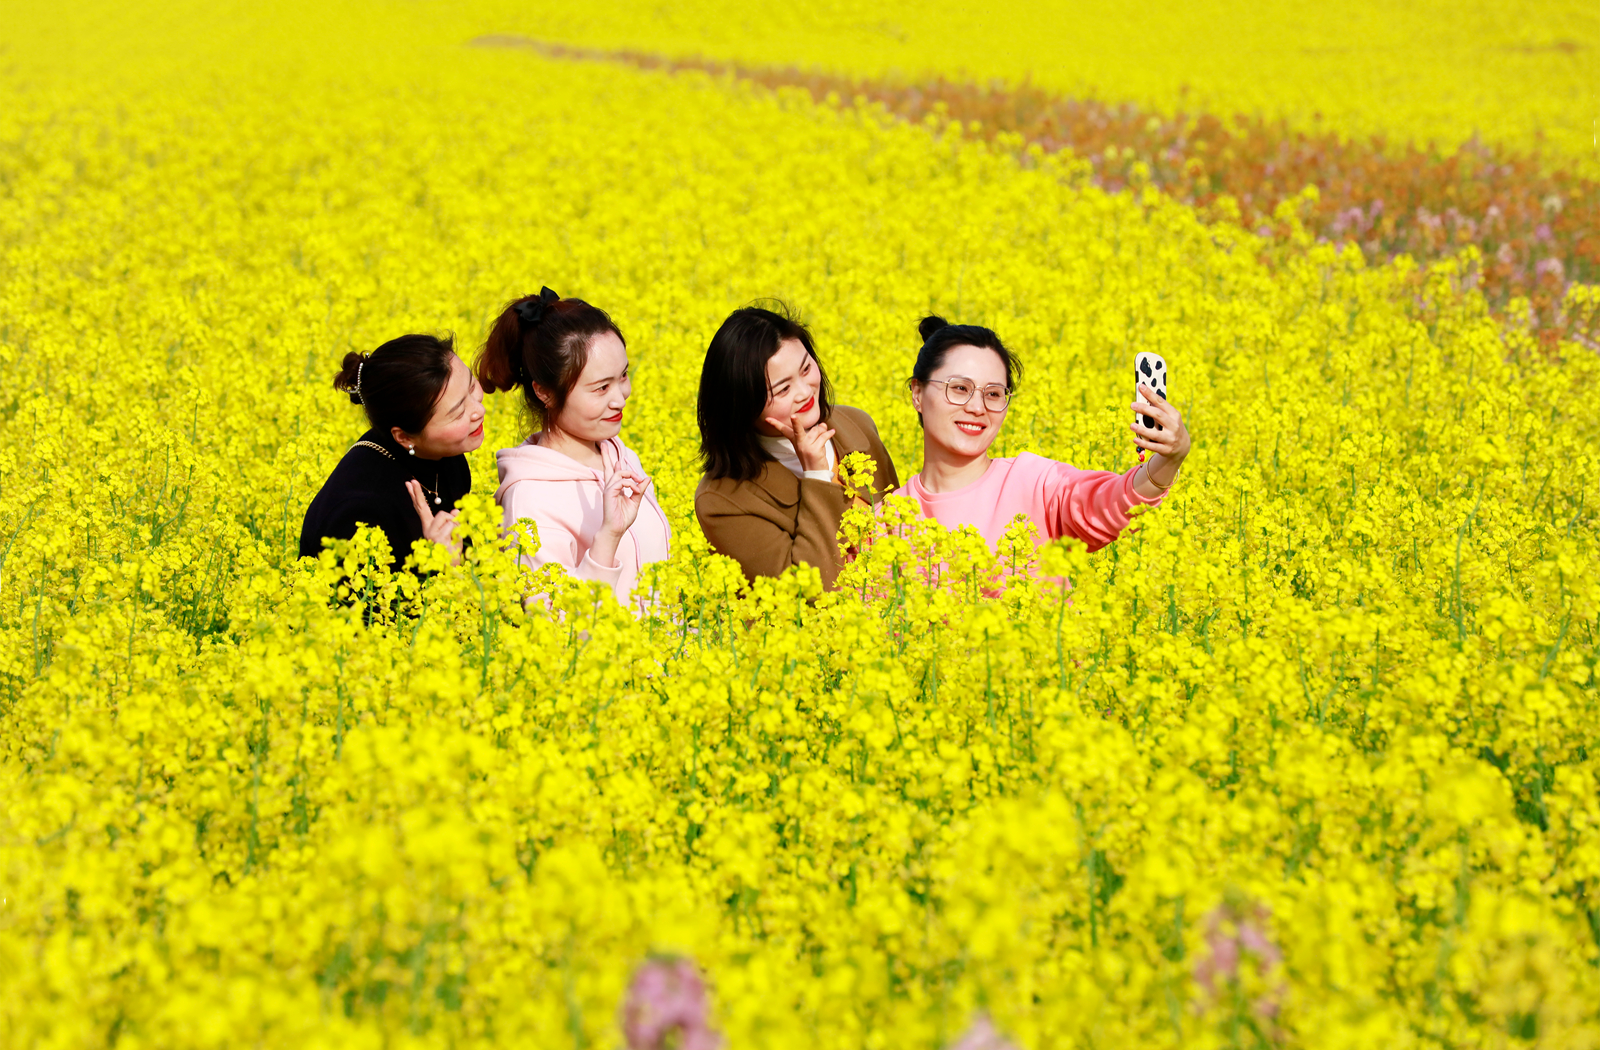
[1134,352,1168,458]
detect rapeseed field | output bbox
[1,1,1596,1047]
[457,0,1600,178]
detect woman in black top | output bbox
[299,333,487,570]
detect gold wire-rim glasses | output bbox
[924,376,1012,411]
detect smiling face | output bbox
[544,330,631,444]
[911,343,1010,459]
[755,337,823,437]
[399,354,485,459]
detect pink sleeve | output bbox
[574,550,626,589]
[1042,462,1163,551]
[503,481,622,589]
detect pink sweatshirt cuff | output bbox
[577,550,625,586]
[1124,464,1167,507]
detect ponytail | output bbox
[477,287,623,430]
[332,351,366,405]
[331,334,455,435]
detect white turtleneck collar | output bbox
[759,432,836,481]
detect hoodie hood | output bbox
[493,434,672,609]
[494,435,625,500]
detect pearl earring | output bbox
[407,446,416,456]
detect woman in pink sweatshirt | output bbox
[476,287,671,606]
[898,315,1190,552]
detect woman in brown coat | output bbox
[694,303,898,588]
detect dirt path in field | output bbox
[474,34,1598,350]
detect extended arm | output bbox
[1045,463,1164,551]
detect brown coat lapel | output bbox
[694,405,899,589]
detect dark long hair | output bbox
[332,334,456,436]
[476,289,624,430]
[908,315,1023,426]
[698,301,834,481]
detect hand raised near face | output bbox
[765,412,837,474]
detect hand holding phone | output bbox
[1133,352,1169,460]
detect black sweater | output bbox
[298,429,472,571]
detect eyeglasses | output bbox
[924,376,1012,411]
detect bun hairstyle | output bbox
[917,315,954,344]
[332,334,456,436]
[476,286,625,431]
[698,300,834,482]
[908,315,1023,425]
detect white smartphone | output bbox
[1133,351,1169,457]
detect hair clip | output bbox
[513,286,561,330]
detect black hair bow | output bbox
[514,286,560,330]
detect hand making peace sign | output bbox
[406,479,461,560]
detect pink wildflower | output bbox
[1192,900,1285,1022]
[1535,257,1565,281]
[947,1013,1022,1050]
[621,956,721,1050]
[1330,206,1368,237]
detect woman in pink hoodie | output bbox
[898,315,1190,552]
[476,287,671,605]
